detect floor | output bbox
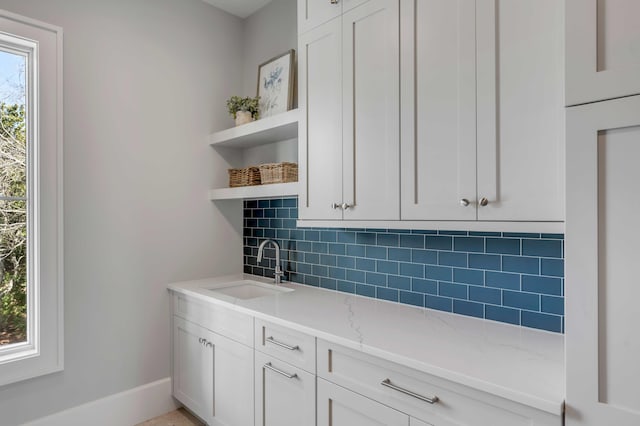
[136,408,204,426]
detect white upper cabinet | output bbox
[298,17,343,220]
[298,0,371,34]
[342,0,400,220]
[299,0,400,221]
[566,0,640,105]
[401,0,564,223]
[298,0,341,34]
[400,0,477,221]
[476,0,565,222]
[566,95,640,426]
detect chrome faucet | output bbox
[257,239,284,284]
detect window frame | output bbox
[0,9,63,387]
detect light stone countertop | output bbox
[168,274,565,416]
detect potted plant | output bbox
[226,95,260,126]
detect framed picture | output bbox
[257,49,295,118]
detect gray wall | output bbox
[0,0,244,424]
[242,0,297,99]
[241,0,298,165]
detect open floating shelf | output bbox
[209,109,299,149]
[208,182,299,201]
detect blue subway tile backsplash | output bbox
[243,197,565,333]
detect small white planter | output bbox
[235,110,254,126]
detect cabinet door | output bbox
[400,0,476,221]
[210,332,254,426]
[255,351,316,426]
[297,0,342,34]
[566,95,640,425]
[298,0,372,34]
[298,17,343,220]
[476,0,564,222]
[566,0,640,105]
[317,378,409,426]
[173,317,213,425]
[342,0,400,220]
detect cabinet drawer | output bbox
[317,340,561,426]
[255,319,316,373]
[317,377,410,426]
[172,294,253,347]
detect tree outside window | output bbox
[0,51,27,347]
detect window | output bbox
[0,10,63,386]
[0,38,29,351]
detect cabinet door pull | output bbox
[266,336,299,351]
[380,378,439,404]
[460,198,470,207]
[330,0,339,4]
[341,203,353,210]
[263,362,298,379]
[479,197,489,207]
[331,203,341,210]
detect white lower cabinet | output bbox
[173,317,215,424]
[317,340,562,426]
[171,291,562,426]
[317,378,411,426]
[172,297,254,426]
[209,332,254,426]
[254,351,315,426]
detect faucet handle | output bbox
[274,266,285,284]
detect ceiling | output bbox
[202,0,274,19]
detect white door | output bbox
[566,0,640,105]
[342,0,400,220]
[566,94,640,425]
[475,0,564,222]
[317,378,409,426]
[211,332,254,426]
[400,0,476,221]
[298,17,343,220]
[173,317,213,425]
[255,351,316,426]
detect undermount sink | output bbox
[205,280,294,300]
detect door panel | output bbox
[400,0,477,221]
[298,18,343,220]
[173,317,213,425]
[342,0,400,220]
[211,332,254,426]
[566,94,640,425]
[255,351,315,426]
[566,0,640,105]
[476,0,564,222]
[297,0,342,34]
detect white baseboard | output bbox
[22,377,180,426]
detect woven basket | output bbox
[228,166,261,187]
[258,162,298,185]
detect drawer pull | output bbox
[381,379,439,404]
[266,336,299,351]
[263,362,297,379]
